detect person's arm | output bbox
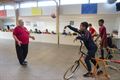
[94,34,100,42]
[65,25,81,34]
[27,28,35,40]
[92,29,97,37]
[76,32,90,41]
[29,35,35,40]
[13,28,22,46]
[13,35,22,46]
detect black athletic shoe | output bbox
[21,61,28,66]
[83,72,93,77]
[108,55,113,59]
[23,61,28,64]
[99,57,104,59]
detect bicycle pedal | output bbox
[75,60,79,63]
[91,74,95,78]
[97,70,103,75]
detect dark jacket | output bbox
[67,25,97,50]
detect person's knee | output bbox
[85,57,89,63]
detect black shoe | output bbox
[108,55,113,59]
[99,57,104,59]
[21,61,28,66]
[23,61,28,64]
[83,72,93,77]
[97,70,103,75]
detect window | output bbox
[0,6,4,10]
[116,0,120,2]
[90,0,107,3]
[5,5,14,10]
[20,1,37,8]
[38,1,56,7]
[15,4,20,9]
[61,0,89,5]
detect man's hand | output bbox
[18,40,22,46]
[64,26,67,29]
[73,38,77,43]
[100,40,103,46]
[64,25,71,29]
[31,36,35,40]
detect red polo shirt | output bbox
[13,26,29,44]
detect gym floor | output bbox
[0,39,120,80]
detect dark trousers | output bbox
[85,47,99,72]
[100,48,112,59]
[15,43,28,64]
[100,48,104,59]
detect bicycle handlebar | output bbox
[73,38,87,56]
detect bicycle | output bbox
[63,40,88,80]
[63,40,120,80]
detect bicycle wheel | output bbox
[63,60,80,80]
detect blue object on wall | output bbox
[81,4,97,14]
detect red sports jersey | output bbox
[13,26,29,44]
[99,26,107,47]
[99,26,107,39]
[89,27,96,35]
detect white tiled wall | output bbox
[21,14,119,34]
[59,14,119,33]
[3,14,119,34]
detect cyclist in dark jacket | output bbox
[65,22,99,77]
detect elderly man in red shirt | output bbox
[13,20,35,65]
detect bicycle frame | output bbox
[63,39,120,80]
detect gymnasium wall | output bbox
[20,16,56,33]
[1,3,119,34]
[59,14,118,33]
[60,3,117,14]
[3,14,118,34]
[0,3,120,47]
[117,14,120,37]
[0,19,4,29]
[0,3,120,35]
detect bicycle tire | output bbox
[63,60,79,80]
